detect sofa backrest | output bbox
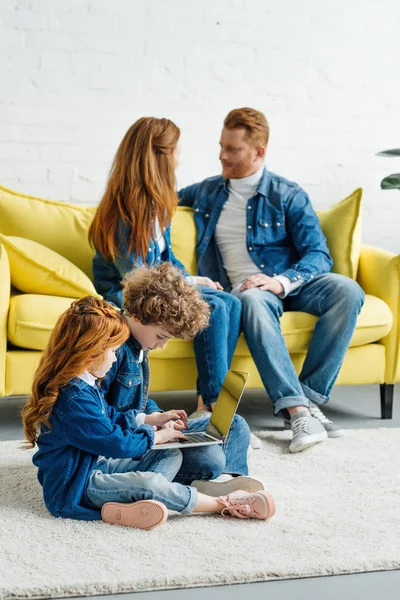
[0,184,362,281]
[0,185,198,280]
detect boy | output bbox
[101,262,263,495]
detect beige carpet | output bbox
[1,429,400,599]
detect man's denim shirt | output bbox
[92,222,190,308]
[33,377,155,521]
[179,168,333,294]
[101,335,162,415]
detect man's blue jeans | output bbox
[232,273,365,417]
[85,414,250,512]
[195,287,242,405]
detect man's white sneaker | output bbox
[309,402,344,437]
[284,403,344,438]
[289,410,327,453]
[250,432,262,449]
[191,474,265,496]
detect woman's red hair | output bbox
[88,117,180,261]
[21,296,130,448]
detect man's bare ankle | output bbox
[287,405,310,418]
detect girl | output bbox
[88,117,242,411]
[21,296,275,530]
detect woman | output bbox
[88,117,242,409]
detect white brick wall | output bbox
[1,0,400,252]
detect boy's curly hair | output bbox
[122,263,210,339]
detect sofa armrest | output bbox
[357,245,400,383]
[0,244,11,396]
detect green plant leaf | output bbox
[381,174,400,190]
[376,149,400,157]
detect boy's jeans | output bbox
[233,273,365,417]
[174,413,250,485]
[85,414,250,512]
[195,287,242,405]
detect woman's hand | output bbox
[145,410,188,429]
[195,276,223,291]
[154,427,188,445]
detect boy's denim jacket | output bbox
[92,222,190,308]
[33,377,155,521]
[178,168,333,294]
[101,336,162,415]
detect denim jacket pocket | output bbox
[115,371,142,409]
[256,217,286,244]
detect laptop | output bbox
[151,370,249,450]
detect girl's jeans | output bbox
[86,414,250,513]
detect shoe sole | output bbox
[250,433,262,449]
[101,500,168,530]
[250,491,277,520]
[191,476,265,496]
[289,431,328,453]
[263,492,277,520]
[326,429,345,438]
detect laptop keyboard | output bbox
[179,433,212,444]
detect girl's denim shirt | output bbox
[33,377,155,521]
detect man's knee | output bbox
[328,274,365,312]
[240,288,282,321]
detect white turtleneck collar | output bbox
[78,371,97,387]
[228,165,264,196]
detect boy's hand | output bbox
[145,410,188,429]
[161,419,186,430]
[154,428,188,445]
[195,276,223,291]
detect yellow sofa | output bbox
[0,184,398,418]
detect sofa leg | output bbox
[380,384,394,419]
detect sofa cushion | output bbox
[317,188,362,279]
[150,294,392,359]
[8,294,76,350]
[0,234,100,299]
[7,292,392,354]
[0,184,95,278]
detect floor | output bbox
[1,384,399,599]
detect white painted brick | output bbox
[2,9,46,30]
[0,0,400,253]
[47,166,77,184]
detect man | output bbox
[179,107,365,453]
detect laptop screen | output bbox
[206,370,248,439]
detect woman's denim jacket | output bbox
[33,377,155,521]
[101,336,162,415]
[179,168,333,294]
[92,222,190,308]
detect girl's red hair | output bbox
[21,296,130,448]
[88,117,180,261]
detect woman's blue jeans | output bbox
[194,287,242,405]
